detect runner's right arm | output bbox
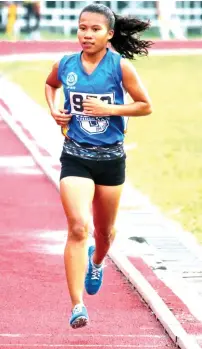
[45,62,72,127]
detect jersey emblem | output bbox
[66,72,78,87]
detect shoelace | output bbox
[73,304,83,314]
[91,265,101,280]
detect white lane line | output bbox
[4,168,42,175]
[0,156,59,167]
[0,81,63,162]
[150,48,202,56]
[0,108,59,186]
[0,155,42,175]
[0,52,67,62]
[0,156,35,167]
[0,48,202,63]
[109,248,201,349]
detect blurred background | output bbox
[0,0,202,41]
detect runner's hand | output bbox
[83,98,111,116]
[51,109,72,127]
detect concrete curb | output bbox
[110,248,200,349]
[1,106,201,349]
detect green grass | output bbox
[0,55,202,243]
[0,60,54,107]
[127,55,202,242]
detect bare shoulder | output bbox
[120,58,142,90]
[52,60,60,71]
[119,58,151,104]
[46,60,61,88]
[120,58,138,77]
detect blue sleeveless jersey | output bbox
[58,49,127,146]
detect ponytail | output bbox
[110,14,153,59]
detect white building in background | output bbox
[0,1,202,38]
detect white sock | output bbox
[91,255,103,269]
[73,302,84,309]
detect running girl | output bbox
[45,3,152,329]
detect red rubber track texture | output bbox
[1,39,202,55]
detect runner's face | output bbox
[78,12,114,54]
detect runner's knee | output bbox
[68,219,89,242]
[95,226,116,244]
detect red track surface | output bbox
[0,119,177,348]
[1,39,202,55]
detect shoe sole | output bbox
[85,285,102,295]
[70,316,88,329]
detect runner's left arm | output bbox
[82,58,152,117]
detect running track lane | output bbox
[0,118,176,349]
[1,39,202,55]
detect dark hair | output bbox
[79,3,153,59]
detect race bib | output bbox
[70,92,114,135]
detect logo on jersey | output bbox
[66,72,78,87]
[76,116,110,135]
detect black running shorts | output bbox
[60,151,126,186]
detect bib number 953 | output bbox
[70,92,114,115]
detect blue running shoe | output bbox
[69,304,88,329]
[85,246,103,295]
